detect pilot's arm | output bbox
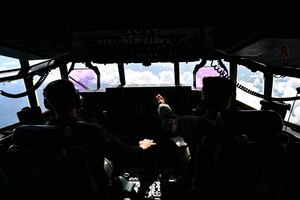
[154,93,203,140]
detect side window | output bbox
[273,76,300,126]
[0,80,30,128]
[0,56,28,128]
[236,65,264,109]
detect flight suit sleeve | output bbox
[157,103,179,133]
[157,103,203,142]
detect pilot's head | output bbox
[200,76,236,112]
[43,79,82,114]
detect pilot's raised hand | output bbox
[153,93,166,105]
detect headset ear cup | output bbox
[74,92,83,108]
[44,97,52,110]
[43,84,53,110]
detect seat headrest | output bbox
[17,106,45,125]
[222,110,283,137]
[12,125,73,147]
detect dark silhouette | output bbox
[43,79,156,198]
[17,106,44,125]
[153,76,236,154]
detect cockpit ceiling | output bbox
[0,0,299,68]
[0,28,207,63]
[227,38,300,68]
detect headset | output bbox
[43,79,83,111]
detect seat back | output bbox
[188,110,288,199]
[0,143,12,200]
[6,125,102,200]
[214,142,286,200]
[189,137,287,200]
[17,106,44,125]
[221,109,288,144]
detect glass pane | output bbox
[28,59,49,66]
[0,56,21,71]
[68,62,119,91]
[195,66,224,89]
[179,61,198,87]
[69,68,100,91]
[0,70,20,79]
[0,56,27,128]
[236,65,264,109]
[193,60,229,90]
[96,63,120,88]
[0,80,29,128]
[124,62,174,85]
[0,56,21,79]
[273,76,300,126]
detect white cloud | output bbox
[273,77,300,98]
[253,77,262,88]
[96,64,120,86]
[180,71,193,85]
[274,81,287,95]
[291,106,300,124]
[125,69,162,84]
[159,71,173,83]
[151,62,173,70]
